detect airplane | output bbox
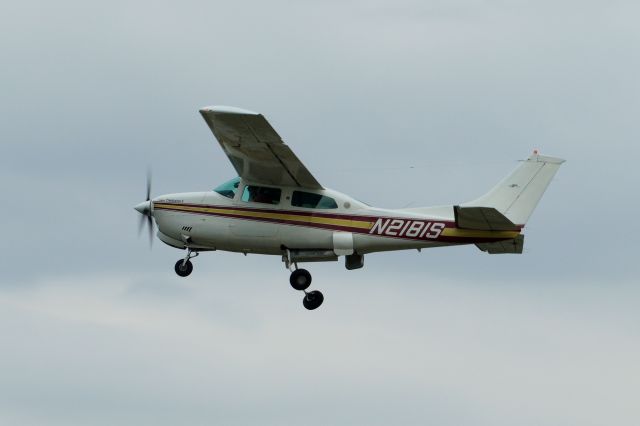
[134,106,565,310]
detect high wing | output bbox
[199,106,322,189]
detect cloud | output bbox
[1,272,639,425]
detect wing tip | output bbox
[199,105,259,115]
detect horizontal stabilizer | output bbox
[476,235,524,254]
[454,206,520,231]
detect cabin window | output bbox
[241,185,281,205]
[214,177,240,199]
[291,191,338,209]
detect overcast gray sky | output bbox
[1,0,639,424]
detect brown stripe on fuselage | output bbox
[153,202,521,243]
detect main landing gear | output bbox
[289,268,324,310]
[175,248,199,277]
[285,250,324,311]
[173,247,324,310]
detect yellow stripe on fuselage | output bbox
[155,203,374,230]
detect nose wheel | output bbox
[175,248,198,277]
[289,268,324,310]
[175,259,193,277]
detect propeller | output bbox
[135,169,154,247]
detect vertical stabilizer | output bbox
[461,154,565,225]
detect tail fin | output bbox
[462,153,565,225]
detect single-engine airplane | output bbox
[135,106,565,310]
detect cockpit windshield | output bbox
[214,177,240,199]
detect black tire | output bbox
[289,269,312,291]
[174,259,193,277]
[303,290,324,310]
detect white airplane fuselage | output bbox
[148,181,520,259]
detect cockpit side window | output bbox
[241,185,281,205]
[291,191,338,209]
[214,177,241,199]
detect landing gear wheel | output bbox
[289,269,312,291]
[303,290,324,310]
[174,259,193,277]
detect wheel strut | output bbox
[282,248,298,272]
[182,247,199,266]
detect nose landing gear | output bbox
[175,248,199,277]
